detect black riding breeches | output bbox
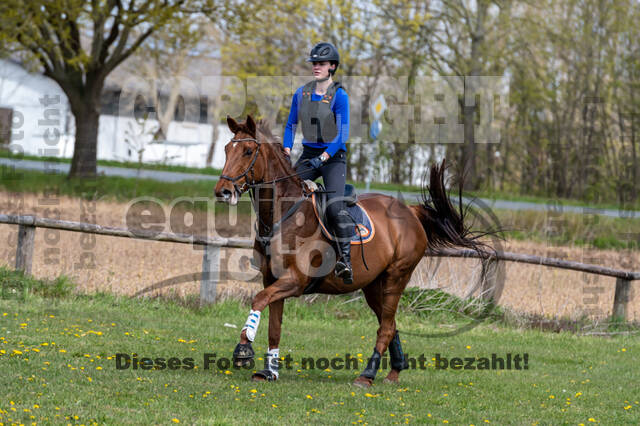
[294,146,353,242]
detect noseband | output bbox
[219,137,261,194]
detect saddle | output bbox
[304,181,375,245]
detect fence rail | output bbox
[1,213,637,321]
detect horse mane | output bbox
[237,117,302,186]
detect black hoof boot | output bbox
[232,342,254,367]
[335,240,353,284]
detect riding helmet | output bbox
[306,42,340,74]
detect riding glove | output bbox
[308,156,324,170]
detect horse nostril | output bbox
[221,189,232,198]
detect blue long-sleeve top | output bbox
[283,85,349,157]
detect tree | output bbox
[0,0,216,177]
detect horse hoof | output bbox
[232,342,254,367]
[383,370,400,384]
[251,369,277,382]
[352,376,373,388]
[234,359,251,368]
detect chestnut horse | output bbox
[214,115,489,387]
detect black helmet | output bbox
[306,42,340,74]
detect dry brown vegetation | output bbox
[1,190,638,321]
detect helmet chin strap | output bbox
[315,75,331,82]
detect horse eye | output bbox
[244,148,253,156]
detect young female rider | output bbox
[282,41,353,284]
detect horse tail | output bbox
[410,159,493,258]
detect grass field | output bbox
[4,149,640,212]
[1,270,638,425]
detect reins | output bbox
[220,133,368,272]
[219,135,311,254]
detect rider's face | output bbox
[312,61,333,79]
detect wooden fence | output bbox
[1,213,637,321]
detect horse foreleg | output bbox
[250,299,285,382]
[233,278,299,369]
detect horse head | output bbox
[215,115,266,205]
[215,114,301,205]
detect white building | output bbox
[0,57,234,169]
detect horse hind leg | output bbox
[361,277,410,384]
[354,271,412,388]
[383,330,410,384]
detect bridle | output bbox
[219,137,262,194]
[219,135,313,192]
[218,134,309,254]
[218,132,368,271]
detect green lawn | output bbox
[0,150,223,176]
[4,149,639,211]
[1,270,638,425]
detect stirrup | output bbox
[335,259,353,284]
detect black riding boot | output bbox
[335,239,353,284]
[330,203,354,284]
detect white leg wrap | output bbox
[241,310,261,342]
[267,348,280,379]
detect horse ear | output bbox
[245,115,256,136]
[227,115,240,134]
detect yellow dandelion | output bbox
[306,394,313,399]
[172,418,180,423]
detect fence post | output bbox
[612,277,631,320]
[15,216,36,275]
[200,244,221,306]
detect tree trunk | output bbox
[69,102,100,178]
[462,103,478,189]
[65,78,103,179]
